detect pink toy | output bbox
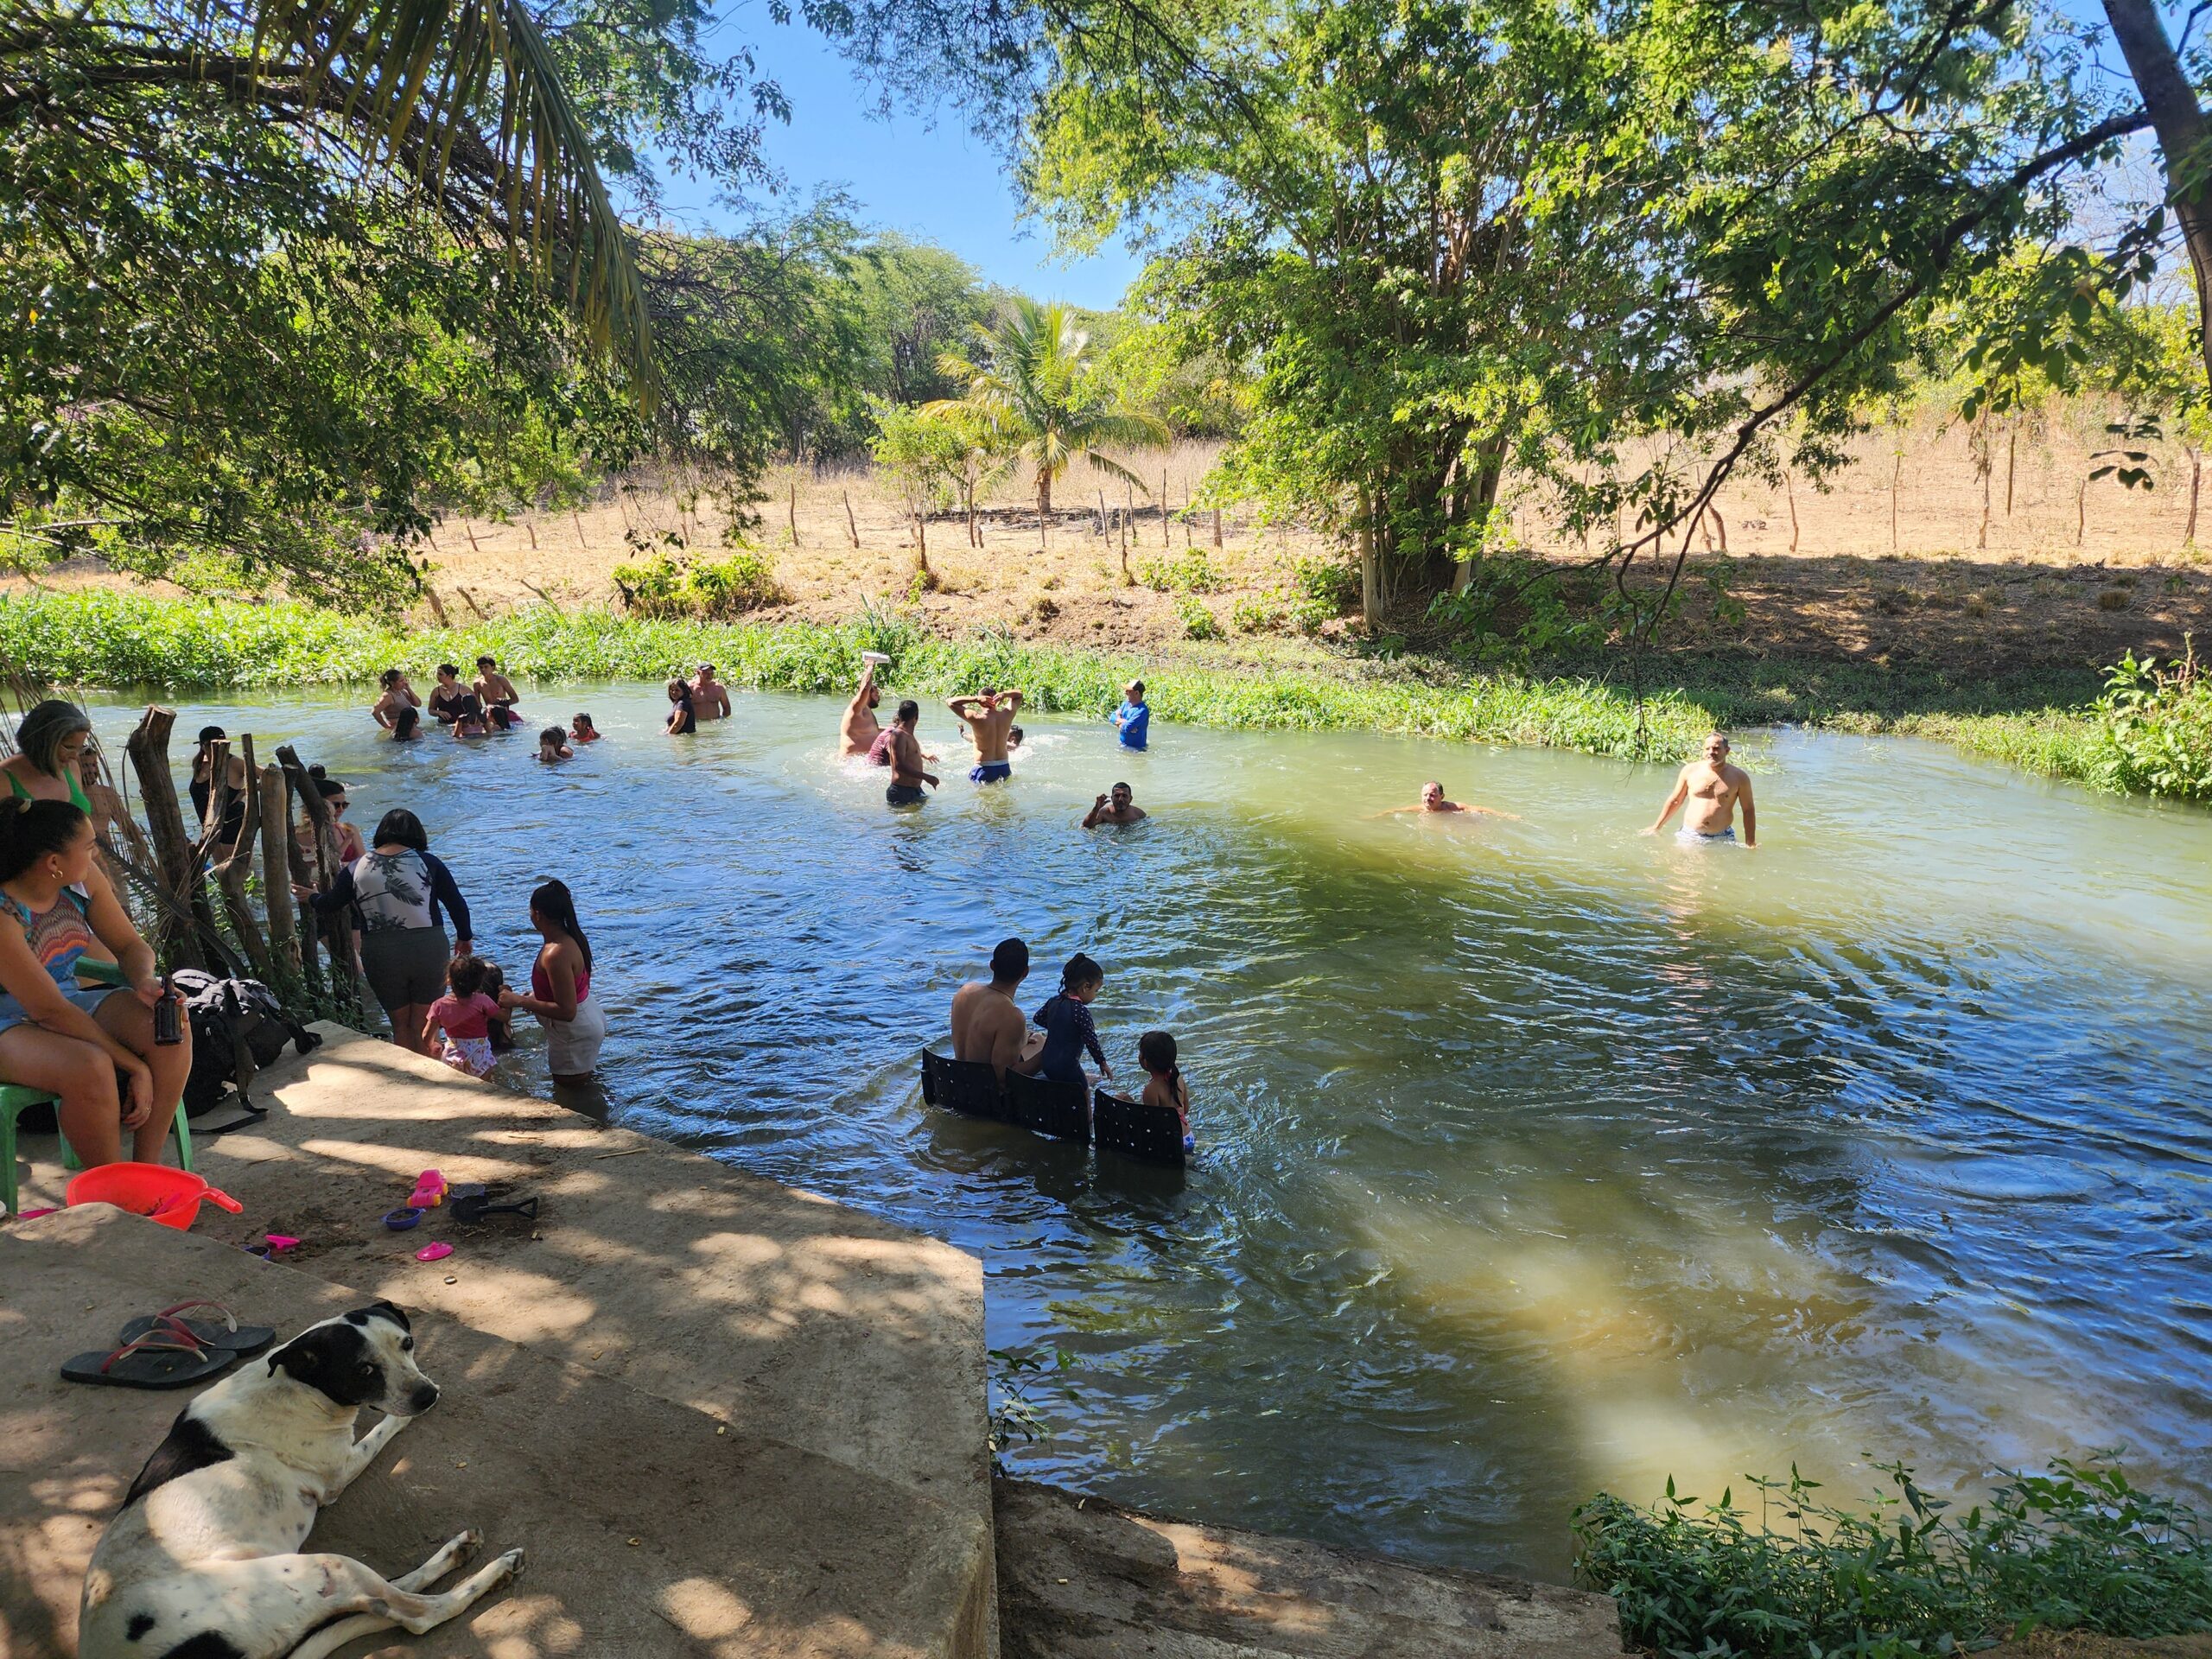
[414,1241,453,1262]
[264,1234,301,1253]
[407,1171,447,1209]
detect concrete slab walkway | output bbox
[2,1025,996,1658]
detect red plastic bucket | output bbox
[64,1163,243,1231]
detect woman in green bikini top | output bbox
[2,700,94,815]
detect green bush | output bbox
[612,550,785,620]
[1138,549,1227,594]
[1285,552,1358,632]
[2089,642,2212,802]
[1175,593,1221,640]
[1573,1456,2212,1659]
[1230,593,1287,634]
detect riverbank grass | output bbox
[0,589,2182,791]
[1574,1457,2212,1657]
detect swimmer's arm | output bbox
[1738,774,1756,848]
[1643,773,1688,835]
[1364,806,1414,819]
[372,703,394,730]
[849,664,875,709]
[945,696,983,718]
[1468,804,1522,821]
[1084,795,1108,828]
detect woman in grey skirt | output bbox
[297,809,473,1055]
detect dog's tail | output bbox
[285,1615,396,1659]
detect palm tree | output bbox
[3,0,650,385]
[926,299,1167,543]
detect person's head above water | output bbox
[530,877,593,971]
[379,667,405,690]
[697,663,717,680]
[1420,780,1447,809]
[988,938,1029,987]
[1059,952,1104,999]
[1009,727,1024,749]
[666,678,689,702]
[1110,782,1134,809]
[539,726,565,748]
[19,701,94,779]
[1703,731,1732,763]
[572,713,596,734]
[476,655,498,672]
[896,698,920,728]
[436,663,460,683]
[1124,679,1146,702]
[446,951,489,999]
[1138,1029,1178,1078]
[372,807,429,853]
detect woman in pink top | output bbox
[422,953,501,1077]
[498,879,606,1084]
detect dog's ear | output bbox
[269,1334,323,1382]
[366,1300,410,1332]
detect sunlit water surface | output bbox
[97,684,2212,1580]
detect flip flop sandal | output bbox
[116,1300,274,1358]
[62,1328,234,1390]
[449,1186,538,1224]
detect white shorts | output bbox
[541,995,607,1075]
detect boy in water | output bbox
[947,687,1024,783]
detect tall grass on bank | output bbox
[1575,1458,2212,1658]
[0,591,1710,761]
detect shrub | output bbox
[1230,593,1287,634]
[1175,593,1221,640]
[2089,641,2212,801]
[1573,1456,2212,1659]
[613,550,784,620]
[1138,549,1226,594]
[1284,553,1358,632]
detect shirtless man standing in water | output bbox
[842,661,883,757]
[1644,732,1758,846]
[947,687,1024,783]
[690,664,732,721]
[950,938,1044,1081]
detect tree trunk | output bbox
[2190,449,2203,545]
[1979,448,1992,550]
[257,763,297,971]
[1784,470,1800,552]
[1038,471,1051,550]
[2005,427,2017,515]
[788,480,799,547]
[1212,507,1223,549]
[1891,451,1902,553]
[842,490,860,549]
[2103,0,2212,397]
[2077,476,2088,545]
[1358,492,1381,620]
[123,707,205,972]
[1161,470,1171,547]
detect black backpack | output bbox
[174,969,321,1121]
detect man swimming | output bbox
[950,938,1045,1081]
[1371,781,1520,819]
[947,687,1024,783]
[1644,732,1757,847]
[842,660,884,757]
[882,700,938,806]
[1083,783,1147,827]
[690,663,732,721]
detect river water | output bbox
[92,683,2212,1580]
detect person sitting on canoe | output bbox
[950,938,1045,1082]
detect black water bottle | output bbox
[153,976,182,1046]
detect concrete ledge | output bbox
[3,1210,981,1658]
[3,1025,997,1658]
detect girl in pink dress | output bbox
[422,953,501,1077]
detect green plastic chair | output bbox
[0,959,194,1217]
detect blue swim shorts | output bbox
[969,762,1012,784]
[1680,827,1736,842]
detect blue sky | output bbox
[653,19,1144,309]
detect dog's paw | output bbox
[450,1528,484,1562]
[493,1548,525,1586]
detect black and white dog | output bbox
[79,1302,524,1659]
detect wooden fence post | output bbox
[277,745,353,1007]
[122,707,206,971]
[257,763,297,969]
[211,736,274,981]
